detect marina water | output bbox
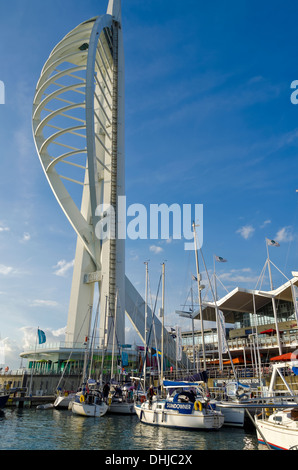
[0,407,259,451]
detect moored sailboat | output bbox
[254,362,298,449]
[135,380,224,430]
[255,407,298,450]
[72,383,108,417]
[107,384,136,414]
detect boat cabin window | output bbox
[273,416,282,423]
[173,391,196,403]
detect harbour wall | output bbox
[1,368,298,404]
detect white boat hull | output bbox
[54,394,75,409]
[211,402,245,427]
[108,400,136,414]
[72,400,108,417]
[135,401,224,430]
[255,414,298,450]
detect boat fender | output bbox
[194,401,202,411]
[80,394,85,403]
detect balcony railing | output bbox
[22,342,88,352]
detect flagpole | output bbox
[252,294,263,384]
[266,240,274,291]
[200,252,237,380]
[29,327,38,396]
[213,256,223,371]
[265,239,282,355]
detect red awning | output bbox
[260,329,276,335]
[270,352,298,361]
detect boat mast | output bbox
[192,222,206,370]
[190,286,197,372]
[160,262,165,393]
[213,256,223,371]
[111,291,118,381]
[144,261,149,391]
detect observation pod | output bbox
[32,0,125,351]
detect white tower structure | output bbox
[32,0,180,367]
[32,0,125,351]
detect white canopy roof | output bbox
[194,275,298,323]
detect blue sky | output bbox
[0,0,298,368]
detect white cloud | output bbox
[261,219,271,228]
[275,226,294,243]
[53,259,74,277]
[219,268,258,284]
[0,264,14,275]
[150,245,164,254]
[0,225,9,232]
[51,326,66,337]
[20,232,31,243]
[236,225,255,240]
[30,299,59,307]
[0,336,23,369]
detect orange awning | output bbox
[223,357,245,365]
[270,352,298,361]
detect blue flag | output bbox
[38,329,46,344]
[122,351,128,367]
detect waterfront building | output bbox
[181,274,298,370]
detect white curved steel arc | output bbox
[33,23,95,265]
[43,26,94,66]
[35,103,85,136]
[50,19,96,54]
[33,84,86,123]
[33,14,115,270]
[46,149,87,173]
[39,125,86,155]
[33,66,86,106]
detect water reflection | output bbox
[0,408,259,450]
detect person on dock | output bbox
[103,383,110,400]
[147,384,155,408]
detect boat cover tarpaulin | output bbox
[163,381,202,388]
